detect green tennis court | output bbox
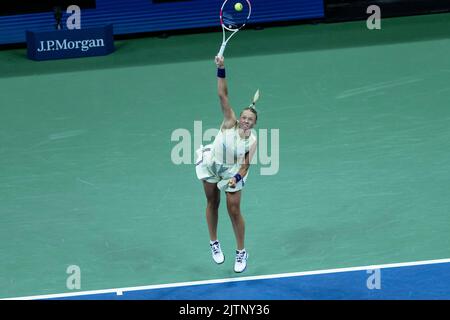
[1,12,449,299]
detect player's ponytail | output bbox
[242,89,259,121]
[249,89,259,110]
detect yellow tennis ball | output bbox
[234,2,243,12]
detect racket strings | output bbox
[222,2,250,29]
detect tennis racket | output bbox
[217,0,252,57]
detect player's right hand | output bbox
[228,177,236,188]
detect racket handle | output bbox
[217,43,226,58]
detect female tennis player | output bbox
[195,55,258,273]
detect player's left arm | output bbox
[229,141,257,187]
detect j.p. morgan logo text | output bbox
[37,38,105,52]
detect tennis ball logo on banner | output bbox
[366,5,381,30]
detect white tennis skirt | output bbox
[195,144,248,192]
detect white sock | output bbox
[237,248,246,253]
[210,240,219,245]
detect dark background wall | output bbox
[0,1,96,16]
[0,0,324,45]
[325,0,450,22]
[0,0,448,46]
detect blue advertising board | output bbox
[26,24,114,61]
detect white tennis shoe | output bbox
[210,240,225,264]
[234,250,248,273]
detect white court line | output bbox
[3,257,450,300]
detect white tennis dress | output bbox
[195,122,257,192]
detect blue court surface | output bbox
[7,259,450,300]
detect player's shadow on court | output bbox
[1,12,448,78]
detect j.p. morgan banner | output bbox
[26,24,114,61]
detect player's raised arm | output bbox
[215,56,237,129]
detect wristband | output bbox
[233,173,242,183]
[217,68,226,78]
